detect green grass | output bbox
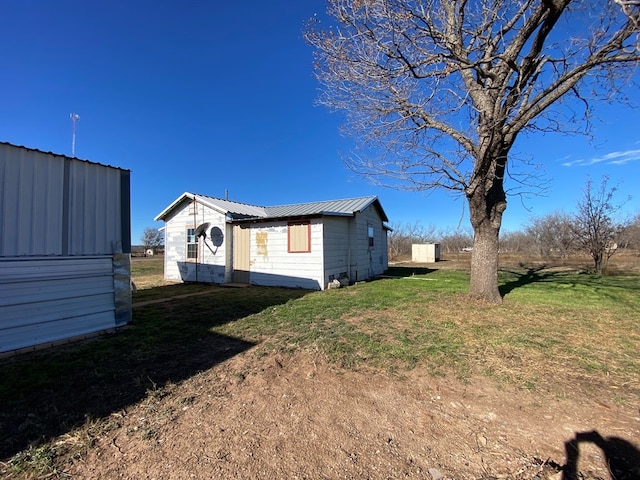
[208,267,639,389]
[213,270,471,372]
[1,264,639,477]
[130,256,164,276]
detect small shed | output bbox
[155,193,390,290]
[412,243,441,263]
[0,143,131,354]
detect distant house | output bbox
[154,193,390,290]
[0,142,131,354]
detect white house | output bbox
[0,142,131,354]
[154,193,390,290]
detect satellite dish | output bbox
[194,222,210,238]
[210,226,224,247]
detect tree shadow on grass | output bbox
[498,265,559,296]
[384,266,437,277]
[0,285,308,460]
[499,264,639,302]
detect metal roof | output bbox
[155,193,388,222]
[154,192,267,221]
[193,194,267,218]
[263,196,387,221]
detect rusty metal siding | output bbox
[0,256,116,353]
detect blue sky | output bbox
[1,1,638,244]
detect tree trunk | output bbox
[466,146,509,304]
[593,252,604,274]
[469,218,503,303]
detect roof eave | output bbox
[357,197,389,223]
[375,199,390,223]
[154,192,194,221]
[155,192,234,221]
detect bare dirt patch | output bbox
[64,350,640,480]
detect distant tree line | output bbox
[391,177,638,274]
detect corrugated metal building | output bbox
[155,192,390,290]
[0,142,131,354]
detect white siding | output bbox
[0,256,116,353]
[350,205,388,281]
[158,197,388,290]
[163,200,227,283]
[322,216,351,285]
[247,219,324,290]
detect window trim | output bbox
[367,225,375,249]
[288,221,311,253]
[186,227,198,261]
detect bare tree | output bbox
[439,228,474,254]
[388,221,437,259]
[499,230,534,254]
[306,0,639,302]
[525,212,576,258]
[141,227,164,255]
[617,211,640,249]
[572,176,628,273]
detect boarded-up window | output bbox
[288,221,310,253]
[186,228,198,259]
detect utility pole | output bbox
[70,113,80,157]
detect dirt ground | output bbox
[65,349,640,480]
[47,254,639,479]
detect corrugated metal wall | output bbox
[0,143,129,256]
[0,143,131,354]
[0,256,116,353]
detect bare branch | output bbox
[306,0,640,301]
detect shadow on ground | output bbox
[562,430,640,480]
[0,285,308,460]
[384,266,438,277]
[498,265,556,296]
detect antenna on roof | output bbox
[70,113,80,157]
[225,189,229,201]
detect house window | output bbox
[368,225,375,248]
[186,228,198,260]
[288,221,311,253]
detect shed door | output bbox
[233,225,250,283]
